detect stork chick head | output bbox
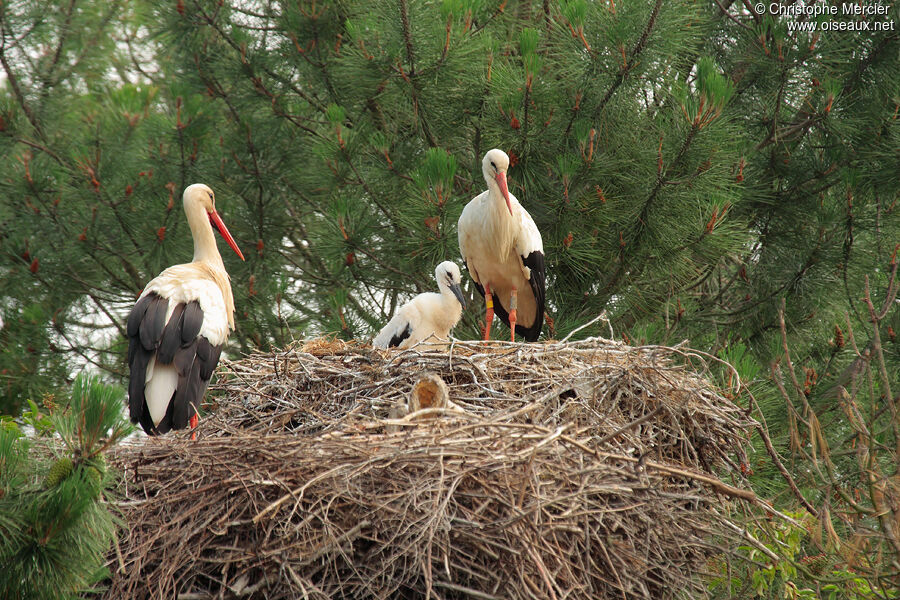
[435,261,466,309]
[184,183,245,261]
[482,149,512,216]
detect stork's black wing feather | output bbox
[126,292,223,436]
[127,294,154,338]
[126,293,169,425]
[181,301,204,344]
[198,341,223,380]
[166,337,221,432]
[388,323,413,348]
[138,295,168,350]
[518,251,545,342]
[157,303,185,364]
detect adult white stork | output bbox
[458,149,545,342]
[126,183,244,436]
[373,261,466,349]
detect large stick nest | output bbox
[109,337,759,599]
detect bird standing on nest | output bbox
[458,149,545,342]
[126,184,244,437]
[373,261,466,349]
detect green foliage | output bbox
[0,0,897,590]
[22,398,57,437]
[52,374,133,459]
[707,511,899,600]
[1,0,891,401]
[0,374,133,599]
[0,304,70,416]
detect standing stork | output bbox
[458,149,545,342]
[126,183,244,436]
[373,261,466,349]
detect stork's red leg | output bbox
[483,284,494,340]
[189,412,199,441]
[509,288,518,342]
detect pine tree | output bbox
[147,0,748,341]
[0,374,134,599]
[4,0,891,413]
[150,0,896,362]
[136,1,900,592]
[0,0,897,593]
[0,1,275,413]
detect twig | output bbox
[561,312,613,342]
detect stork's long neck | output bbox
[485,178,515,255]
[186,202,225,269]
[435,277,462,327]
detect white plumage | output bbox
[373,261,466,349]
[458,149,546,342]
[126,183,244,435]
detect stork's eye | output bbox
[490,161,496,170]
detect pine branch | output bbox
[15,137,65,166]
[398,0,416,76]
[192,0,329,115]
[86,293,126,339]
[590,0,663,121]
[395,0,437,147]
[644,124,699,221]
[0,27,41,136]
[706,245,823,321]
[602,122,700,297]
[740,0,762,25]
[758,64,790,153]
[38,0,77,108]
[338,144,398,224]
[97,188,145,260]
[310,16,339,102]
[843,31,898,97]
[220,98,266,237]
[712,0,752,32]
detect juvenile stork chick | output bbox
[373,261,466,350]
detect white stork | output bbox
[126,183,244,436]
[373,261,466,349]
[458,149,545,342]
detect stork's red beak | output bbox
[495,171,513,216]
[208,210,245,261]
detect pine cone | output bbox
[84,454,106,475]
[84,465,104,498]
[45,457,74,488]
